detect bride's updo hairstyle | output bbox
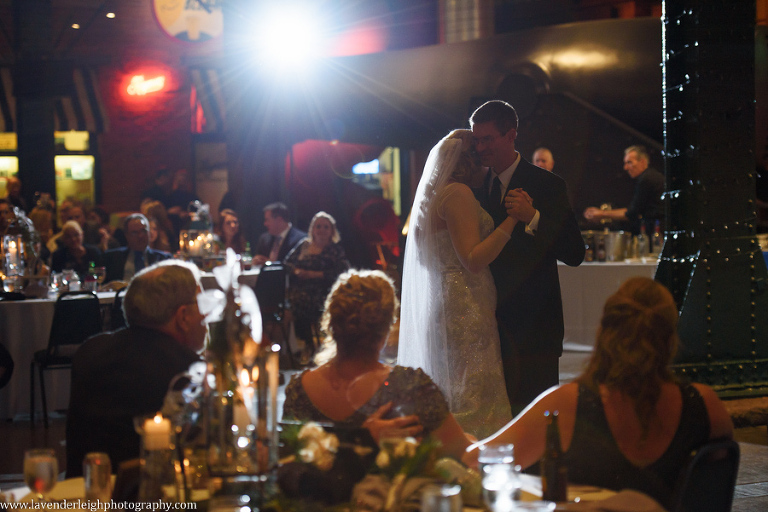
[579,277,679,436]
[445,129,479,185]
[316,269,399,365]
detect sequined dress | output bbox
[433,200,512,438]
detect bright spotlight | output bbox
[256,5,326,74]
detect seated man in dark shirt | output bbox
[583,145,665,235]
[65,260,206,477]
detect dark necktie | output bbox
[134,251,145,272]
[490,176,504,218]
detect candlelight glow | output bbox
[153,413,163,424]
[239,368,250,386]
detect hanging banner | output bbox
[152,0,223,43]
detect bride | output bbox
[398,129,515,438]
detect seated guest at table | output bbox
[464,277,733,509]
[141,199,175,252]
[283,269,470,459]
[4,176,27,212]
[85,206,120,252]
[28,207,54,263]
[147,217,172,253]
[285,211,350,357]
[50,221,102,277]
[252,202,306,266]
[103,214,172,284]
[0,199,14,234]
[66,260,206,477]
[216,208,246,254]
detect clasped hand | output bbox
[505,188,535,223]
[362,402,423,443]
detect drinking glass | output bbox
[482,463,521,511]
[92,267,107,292]
[84,452,112,503]
[24,448,58,502]
[478,443,515,474]
[421,483,462,512]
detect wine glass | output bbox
[24,448,58,502]
[92,267,107,292]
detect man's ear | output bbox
[175,304,191,331]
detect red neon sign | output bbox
[127,74,166,96]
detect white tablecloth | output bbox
[0,292,115,420]
[559,259,658,347]
[200,269,259,290]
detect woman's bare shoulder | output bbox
[692,382,734,439]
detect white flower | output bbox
[376,450,391,468]
[393,438,418,458]
[298,422,326,442]
[296,422,339,471]
[299,439,322,464]
[321,433,339,452]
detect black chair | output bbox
[253,264,295,368]
[110,286,128,331]
[30,290,103,427]
[670,438,740,512]
[0,342,14,390]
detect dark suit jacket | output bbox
[253,226,307,263]
[103,247,172,283]
[66,327,201,477]
[478,158,585,356]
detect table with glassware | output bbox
[558,258,658,347]
[0,291,116,421]
[199,268,260,290]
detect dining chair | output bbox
[670,438,740,512]
[110,285,128,331]
[30,290,103,427]
[253,263,296,368]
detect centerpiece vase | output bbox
[202,255,279,503]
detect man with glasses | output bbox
[103,213,171,283]
[471,100,584,414]
[66,260,206,476]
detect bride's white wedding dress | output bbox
[431,185,512,437]
[398,131,512,439]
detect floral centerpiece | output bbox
[274,422,481,512]
[276,422,376,506]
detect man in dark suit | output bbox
[471,100,585,414]
[251,202,306,266]
[66,261,206,476]
[103,214,172,283]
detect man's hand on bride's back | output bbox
[362,402,424,443]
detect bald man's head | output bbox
[532,148,555,172]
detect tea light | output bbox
[143,414,171,450]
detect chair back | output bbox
[253,264,286,322]
[46,291,103,356]
[110,286,128,331]
[671,438,740,512]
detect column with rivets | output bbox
[658,0,768,397]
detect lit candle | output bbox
[7,239,18,267]
[143,413,171,450]
[236,369,254,430]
